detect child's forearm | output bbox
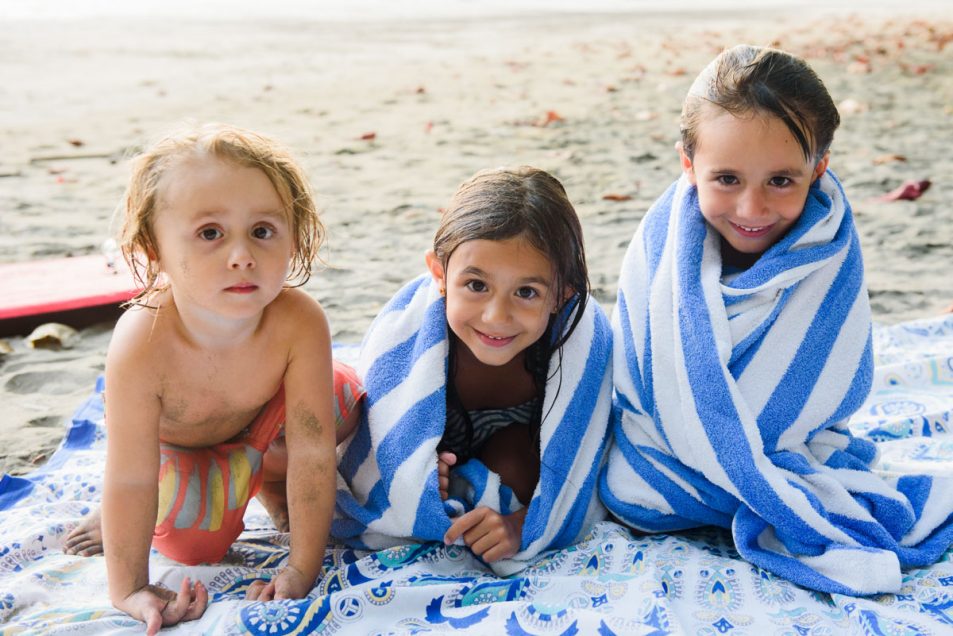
[286,448,336,585]
[102,481,157,604]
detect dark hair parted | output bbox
[437,167,590,461]
[680,44,840,164]
[433,166,590,351]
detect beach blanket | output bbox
[2,316,953,634]
[332,274,613,576]
[599,170,953,596]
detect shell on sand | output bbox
[26,323,80,350]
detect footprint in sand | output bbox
[5,370,92,395]
[29,415,65,428]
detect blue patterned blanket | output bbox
[1,315,952,634]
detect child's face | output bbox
[426,236,559,367]
[679,109,829,257]
[151,156,294,321]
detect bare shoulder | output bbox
[110,305,161,360]
[266,288,330,339]
[105,303,168,395]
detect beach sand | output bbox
[1,4,951,475]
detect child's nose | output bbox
[483,296,509,323]
[738,188,768,219]
[228,241,255,269]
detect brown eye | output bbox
[252,225,275,239]
[200,227,222,241]
[465,280,487,293]
[515,287,539,300]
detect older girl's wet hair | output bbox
[433,166,590,349]
[680,44,840,164]
[119,122,322,304]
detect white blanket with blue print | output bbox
[2,316,953,634]
[599,171,953,595]
[333,274,613,575]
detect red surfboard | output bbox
[0,255,140,337]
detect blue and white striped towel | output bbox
[599,171,953,595]
[333,274,613,575]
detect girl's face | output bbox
[679,108,829,258]
[426,236,559,367]
[151,156,294,322]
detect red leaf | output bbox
[534,111,565,127]
[602,193,632,202]
[359,132,376,141]
[878,179,931,202]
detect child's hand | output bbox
[444,506,527,563]
[245,565,313,601]
[437,451,457,500]
[118,577,208,636]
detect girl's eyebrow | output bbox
[710,166,807,177]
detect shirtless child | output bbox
[63,123,362,634]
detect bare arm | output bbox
[102,315,163,605]
[276,294,338,594]
[101,311,207,633]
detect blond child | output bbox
[63,124,362,633]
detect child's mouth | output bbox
[477,331,515,348]
[226,283,258,294]
[731,222,773,238]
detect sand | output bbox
[1,4,951,475]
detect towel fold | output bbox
[599,171,953,594]
[334,274,613,575]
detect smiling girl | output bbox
[334,167,612,569]
[599,45,953,595]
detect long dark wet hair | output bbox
[433,166,590,456]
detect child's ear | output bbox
[424,249,446,289]
[553,286,576,313]
[812,152,831,182]
[676,141,696,184]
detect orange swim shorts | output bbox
[151,359,364,565]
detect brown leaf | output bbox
[602,193,632,202]
[67,138,84,147]
[359,132,377,141]
[872,153,907,165]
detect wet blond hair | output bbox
[680,44,839,164]
[119,123,322,304]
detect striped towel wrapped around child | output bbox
[599,170,953,595]
[333,274,613,575]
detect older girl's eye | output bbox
[199,227,222,241]
[515,286,539,300]
[465,280,487,293]
[252,225,275,240]
[769,176,792,188]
